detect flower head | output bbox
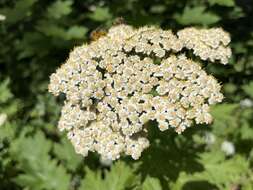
[49,24,231,160]
[0,14,6,21]
[221,141,235,156]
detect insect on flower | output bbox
[90,27,107,41]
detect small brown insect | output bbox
[113,17,126,26]
[90,17,126,41]
[90,27,107,41]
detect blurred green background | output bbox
[0,0,253,189]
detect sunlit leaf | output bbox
[174,6,220,25]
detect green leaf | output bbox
[0,122,16,146]
[174,6,220,25]
[150,5,166,14]
[10,132,51,161]
[230,6,245,19]
[142,176,162,190]
[104,161,139,190]
[66,26,88,39]
[208,0,235,7]
[80,168,103,190]
[36,21,87,40]
[211,104,238,121]
[0,79,20,117]
[170,152,249,189]
[198,153,249,189]
[88,7,112,22]
[0,79,13,103]
[240,123,253,140]
[10,132,71,190]
[169,171,204,190]
[36,21,66,38]
[54,137,83,171]
[14,159,70,190]
[47,0,73,19]
[80,161,139,190]
[0,0,37,24]
[242,81,253,99]
[210,104,239,134]
[16,32,50,59]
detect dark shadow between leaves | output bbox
[136,121,205,189]
[183,181,218,190]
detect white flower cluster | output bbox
[0,14,6,21]
[49,24,231,160]
[221,141,235,156]
[240,98,253,108]
[177,27,231,64]
[0,113,7,126]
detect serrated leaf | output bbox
[174,6,220,25]
[104,162,139,190]
[142,176,162,190]
[10,132,71,190]
[14,159,70,190]
[170,152,249,189]
[197,151,225,165]
[54,137,83,171]
[47,0,72,19]
[80,161,139,190]
[169,171,205,190]
[80,168,103,190]
[10,132,52,161]
[199,153,248,188]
